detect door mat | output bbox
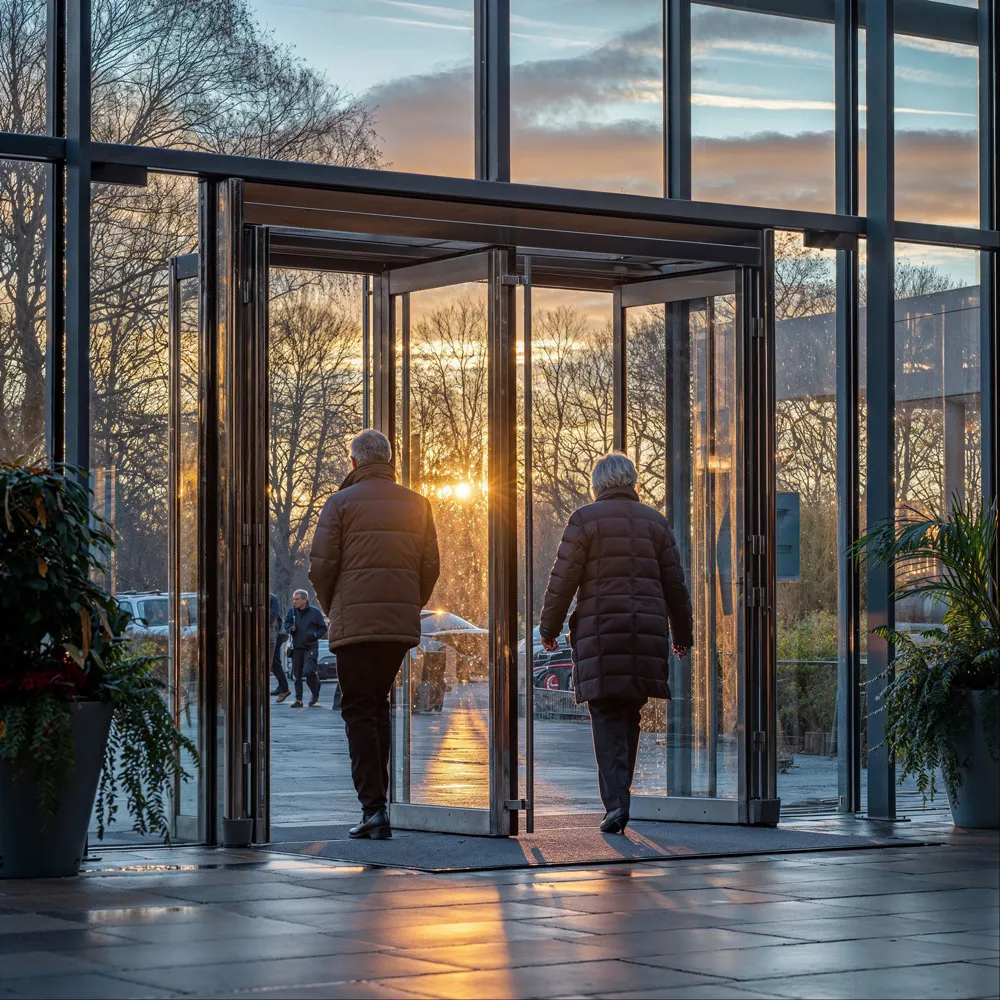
[258,816,912,873]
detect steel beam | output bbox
[864,0,896,821]
[835,0,862,814]
[44,0,66,464]
[64,0,90,473]
[475,0,510,182]
[666,0,692,199]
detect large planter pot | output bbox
[0,701,113,878]
[947,690,1000,829]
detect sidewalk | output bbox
[1,816,997,999]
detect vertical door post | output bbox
[488,248,518,836]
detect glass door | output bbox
[379,249,518,836]
[620,268,776,824]
[167,252,204,841]
[519,265,777,826]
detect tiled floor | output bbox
[1,819,997,999]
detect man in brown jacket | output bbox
[539,452,694,835]
[309,429,440,840]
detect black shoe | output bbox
[308,698,320,707]
[290,699,303,708]
[600,807,629,834]
[349,809,392,840]
[275,691,290,704]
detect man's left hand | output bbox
[540,636,559,653]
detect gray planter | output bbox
[0,701,113,878]
[947,690,1000,829]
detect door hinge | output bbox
[501,274,525,287]
[505,798,527,811]
[748,534,765,556]
[746,586,768,608]
[242,742,251,764]
[753,730,767,750]
[750,316,765,338]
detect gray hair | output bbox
[350,428,392,466]
[293,588,308,600]
[591,452,637,497]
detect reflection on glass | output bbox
[394,281,491,809]
[894,246,982,626]
[91,0,473,175]
[0,159,47,463]
[691,5,835,211]
[628,296,742,800]
[0,0,46,134]
[518,289,614,815]
[510,1,662,194]
[894,35,978,227]
[772,233,841,810]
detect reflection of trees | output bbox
[410,298,489,626]
[1,0,379,590]
[269,273,362,609]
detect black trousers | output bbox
[271,634,289,694]
[588,697,645,814]
[291,647,320,701]
[336,641,411,815]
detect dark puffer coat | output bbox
[539,486,694,704]
[308,462,440,650]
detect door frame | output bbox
[199,175,777,841]
[375,248,519,837]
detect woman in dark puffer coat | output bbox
[539,452,694,834]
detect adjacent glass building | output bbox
[1,0,995,845]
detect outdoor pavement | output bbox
[3,815,997,999]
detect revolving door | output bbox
[175,178,778,843]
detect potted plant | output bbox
[855,498,999,828]
[0,460,198,877]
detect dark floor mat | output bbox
[259,817,911,872]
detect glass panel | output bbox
[894,35,978,226]
[0,158,47,462]
[267,269,365,833]
[627,293,742,800]
[90,174,198,843]
[510,1,663,195]
[395,280,491,809]
[0,0,46,134]
[171,272,202,829]
[690,5,835,212]
[894,244,982,543]
[772,233,841,814]
[92,1,472,175]
[519,288,614,816]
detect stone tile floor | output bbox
[1,816,997,999]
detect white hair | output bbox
[293,588,308,600]
[350,428,392,466]
[591,452,637,497]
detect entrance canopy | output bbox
[244,180,765,285]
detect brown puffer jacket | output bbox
[539,486,694,704]
[308,462,440,650]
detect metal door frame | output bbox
[377,248,519,837]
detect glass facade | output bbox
[691,6,836,211]
[0,0,995,838]
[510,1,663,194]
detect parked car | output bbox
[115,591,198,636]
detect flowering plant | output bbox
[0,460,197,837]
